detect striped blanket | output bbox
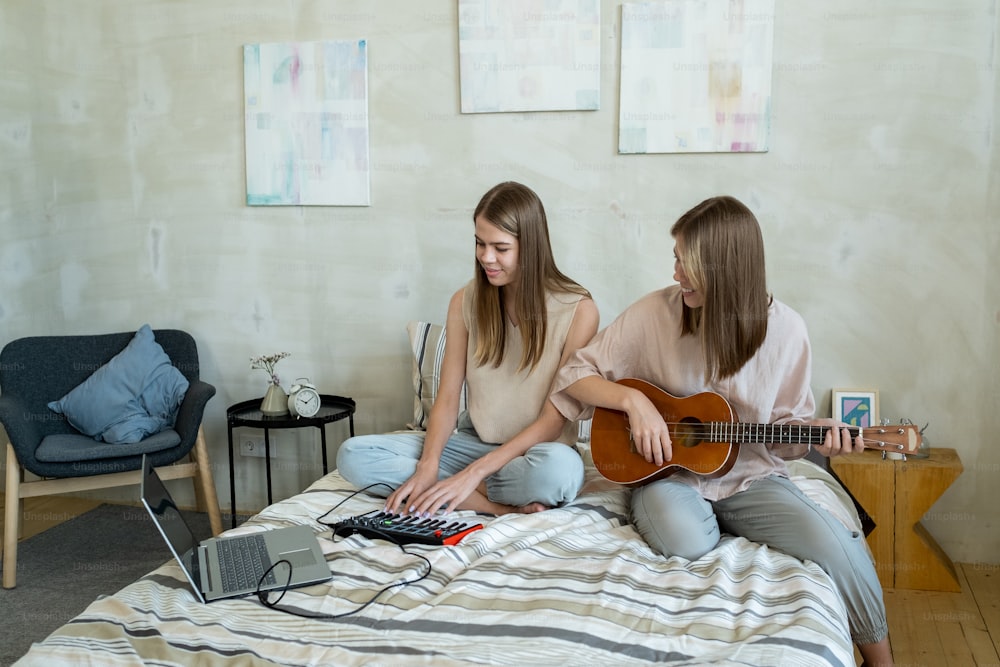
[16,450,857,666]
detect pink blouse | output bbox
[550,285,816,501]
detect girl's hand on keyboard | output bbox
[404,468,482,517]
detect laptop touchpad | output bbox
[281,548,317,567]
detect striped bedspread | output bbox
[16,450,857,667]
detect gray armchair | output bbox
[0,328,223,588]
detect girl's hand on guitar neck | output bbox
[623,387,674,466]
[808,418,865,458]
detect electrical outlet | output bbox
[239,435,266,457]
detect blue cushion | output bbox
[47,324,190,445]
[35,429,182,463]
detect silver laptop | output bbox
[140,455,331,602]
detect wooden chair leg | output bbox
[4,442,22,589]
[190,426,223,536]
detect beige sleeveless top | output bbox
[462,284,583,445]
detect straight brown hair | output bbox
[471,182,590,372]
[671,196,769,380]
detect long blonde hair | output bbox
[671,196,769,380]
[471,182,590,372]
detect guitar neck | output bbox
[703,422,842,445]
[699,422,906,452]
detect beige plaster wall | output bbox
[1,0,997,562]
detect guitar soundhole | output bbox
[674,416,704,449]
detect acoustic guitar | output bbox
[591,378,921,487]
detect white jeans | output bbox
[336,425,584,509]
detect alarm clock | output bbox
[287,379,321,418]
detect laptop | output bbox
[140,455,331,602]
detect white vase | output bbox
[260,384,288,416]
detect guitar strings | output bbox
[633,422,907,448]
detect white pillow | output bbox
[405,321,467,430]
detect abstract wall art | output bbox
[458,0,601,113]
[618,0,774,154]
[244,40,370,206]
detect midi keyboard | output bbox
[331,511,483,546]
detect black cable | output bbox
[256,558,293,606]
[255,546,432,620]
[315,482,395,526]
[253,483,433,620]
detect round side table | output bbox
[226,394,355,528]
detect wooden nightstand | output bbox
[830,447,963,592]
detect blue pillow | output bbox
[47,324,190,445]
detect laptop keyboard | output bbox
[217,534,276,592]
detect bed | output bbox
[14,448,860,667]
[15,323,863,666]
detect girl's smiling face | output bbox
[475,215,520,288]
[673,237,704,308]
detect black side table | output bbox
[226,394,356,528]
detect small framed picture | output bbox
[832,389,879,427]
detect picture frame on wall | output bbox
[832,389,879,428]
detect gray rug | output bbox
[0,503,243,667]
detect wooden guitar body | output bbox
[590,378,740,486]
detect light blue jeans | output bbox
[631,475,888,645]
[336,424,584,509]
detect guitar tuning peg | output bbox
[880,417,891,426]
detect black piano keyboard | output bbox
[330,511,484,546]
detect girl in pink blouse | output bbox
[551,196,893,667]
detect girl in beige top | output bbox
[337,181,598,517]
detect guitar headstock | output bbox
[863,423,922,453]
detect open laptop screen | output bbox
[141,457,202,583]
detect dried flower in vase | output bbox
[250,352,290,387]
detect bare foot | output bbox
[458,491,550,516]
[515,502,549,514]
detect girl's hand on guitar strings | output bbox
[809,418,865,457]
[624,389,674,465]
